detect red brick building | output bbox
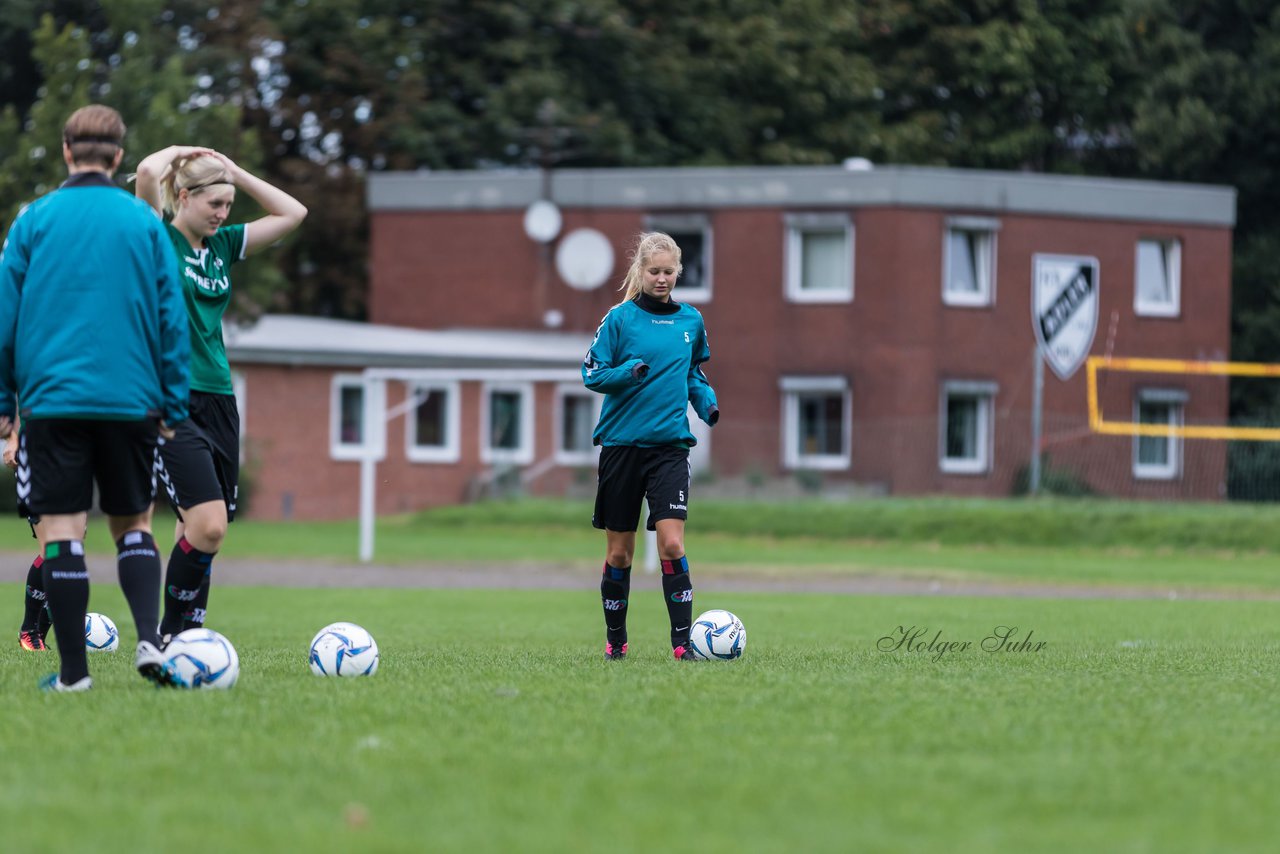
[229,165,1236,519]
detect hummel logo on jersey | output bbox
[651,319,674,325]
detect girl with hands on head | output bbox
[135,144,307,644]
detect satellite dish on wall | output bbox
[555,228,614,290]
[523,199,562,243]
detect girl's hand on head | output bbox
[208,150,241,178]
[174,146,215,162]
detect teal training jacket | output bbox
[582,297,718,447]
[0,172,189,424]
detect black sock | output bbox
[600,563,631,645]
[116,531,162,647]
[661,556,693,649]
[161,537,214,637]
[42,540,90,684]
[21,555,46,632]
[187,565,212,632]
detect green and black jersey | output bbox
[165,222,246,395]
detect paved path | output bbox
[4,552,1277,601]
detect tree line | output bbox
[3,0,1278,438]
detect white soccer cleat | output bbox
[39,674,93,693]
[135,640,181,687]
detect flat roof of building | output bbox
[368,164,1236,227]
[225,315,590,369]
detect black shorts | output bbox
[16,417,159,517]
[155,391,240,522]
[592,445,691,533]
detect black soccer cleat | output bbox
[135,640,181,688]
[604,641,628,661]
[673,644,699,661]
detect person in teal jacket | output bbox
[583,231,719,661]
[0,105,190,692]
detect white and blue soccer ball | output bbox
[84,612,119,652]
[309,622,379,677]
[688,609,746,661]
[163,628,240,689]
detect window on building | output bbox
[784,213,854,303]
[555,385,600,464]
[406,382,460,463]
[340,386,363,445]
[1133,389,1185,480]
[645,214,712,303]
[943,217,998,307]
[781,376,851,470]
[1135,238,1181,317]
[940,381,996,474]
[330,374,385,461]
[482,383,534,465]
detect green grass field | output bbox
[2,585,1280,853]
[6,496,1280,591]
[3,496,1280,852]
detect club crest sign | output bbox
[1032,254,1100,380]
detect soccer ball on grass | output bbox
[688,609,746,661]
[163,628,240,689]
[85,612,119,652]
[309,622,379,677]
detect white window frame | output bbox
[940,380,997,475]
[644,213,713,304]
[784,213,854,303]
[1132,388,1185,480]
[405,381,461,464]
[481,382,535,465]
[330,373,384,462]
[780,376,851,470]
[942,216,999,307]
[1134,237,1182,318]
[554,384,601,465]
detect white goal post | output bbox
[352,366,653,565]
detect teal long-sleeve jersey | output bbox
[582,297,718,447]
[0,173,190,424]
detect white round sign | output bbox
[554,228,614,291]
[523,199,562,243]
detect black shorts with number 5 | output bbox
[592,445,691,533]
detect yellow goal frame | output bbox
[1086,355,1280,441]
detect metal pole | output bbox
[1030,346,1044,495]
[643,506,659,573]
[359,456,376,562]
